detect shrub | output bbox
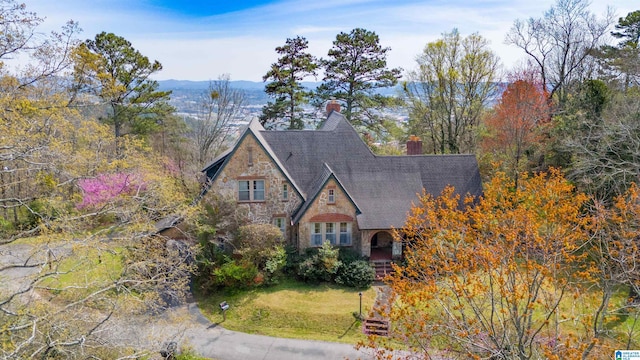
[283,245,303,275]
[213,260,258,289]
[234,223,286,284]
[338,247,366,265]
[263,245,286,284]
[335,260,376,289]
[195,239,229,294]
[297,242,341,283]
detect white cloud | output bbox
[15,0,639,80]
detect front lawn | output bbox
[197,279,377,344]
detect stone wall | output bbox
[298,178,360,253]
[211,133,301,242]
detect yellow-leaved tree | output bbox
[0,1,198,358]
[362,169,640,359]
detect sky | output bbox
[22,0,637,82]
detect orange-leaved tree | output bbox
[362,169,620,360]
[481,73,549,185]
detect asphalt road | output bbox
[181,302,374,360]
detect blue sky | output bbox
[23,0,636,81]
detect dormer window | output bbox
[328,189,335,204]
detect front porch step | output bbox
[370,260,394,280]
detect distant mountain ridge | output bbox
[158,80,321,91]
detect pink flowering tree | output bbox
[77,173,146,209]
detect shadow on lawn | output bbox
[339,319,361,339]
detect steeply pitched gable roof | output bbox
[201,119,305,201]
[260,112,483,229]
[291,163,361,224]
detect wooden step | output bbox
[363,318,390,336]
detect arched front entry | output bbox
[369,231,394,260]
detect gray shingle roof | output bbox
[260,112,483,230]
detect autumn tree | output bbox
[405,29,499,154]
[506,0,612,107]
[315,28,402,131]
[73,32,173,141]
[364,170,619,359]
[260,36,318,129]
[195,74,246,165]
[481,72,549,183]
[587,184,640,351]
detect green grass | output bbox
[41,246,123,298]
[197,279,377,344]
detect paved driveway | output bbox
[181,303,373,360]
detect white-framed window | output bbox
[339,222,351,245]
[328,189,335,204]
[325,222,336,245]
[273,217,286,235]
[282,183,289,201]
[310,221,352,246]
[238,179,265,201]
[312,223,323,246]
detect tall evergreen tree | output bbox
[601,10,640,91]
[73,32,173,140]
[260,36,318,129]
[315,28,402,131]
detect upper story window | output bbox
[238,179,265,201]
[282,183,289,201]
[328,189,335,204]
[248,146,254,167]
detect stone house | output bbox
[201,107,482,261]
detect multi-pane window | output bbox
[339,222,351,245]
[325,223,336,245]
[238,180,265,201]
[273,217,286,235]
[312,223,323,246]
[328,189,335,203]
[310,222,351,246]
[282,183,289,201]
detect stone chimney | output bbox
[326,100,340,114]
[406,135,422,155]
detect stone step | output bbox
[371,260,393,280]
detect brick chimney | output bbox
[406,135,422,155]
[326,100,340,114]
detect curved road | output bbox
[184,302,372,359]
[110,301,376,360]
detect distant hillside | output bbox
[159,80,402,107]
[158,80,267,91]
